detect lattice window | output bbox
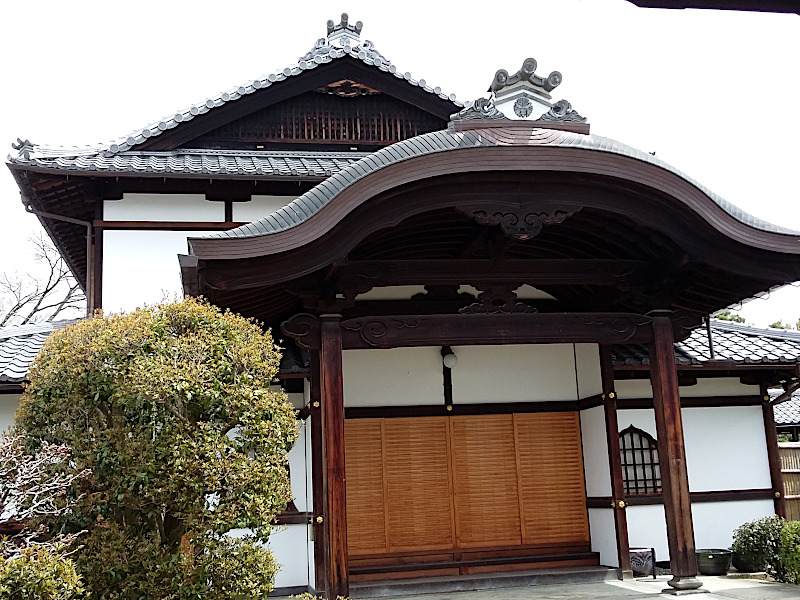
[619,425,661,495]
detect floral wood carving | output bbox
[459,285,537,314]
[456,204,578,241]
[581,314,652,341]
[281,313,322,350]
[340,317,420,348]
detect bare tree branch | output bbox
[0,233,86,327]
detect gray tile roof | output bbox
[7,149,368,180]
[7,17,461,165]
[774,393,800,426]
[612,319,800,367]
[0,320,80,384]
[198,127,797,242]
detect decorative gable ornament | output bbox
[451,58,587,127]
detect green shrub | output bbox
[16,298,297,599]
[730,515,784,572]
[775,520,800,584]
[0,545,83,599]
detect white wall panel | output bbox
[588,508,619,567]
[683,406,771,492]
[626,505,669,560]
[103,230,204,313]
[618,409,657,439]
[616,377,759,400]
[575,343,602,399]
[104,194,223,222]
[342,347,443,407]
[0,394,20,435]
[232,196,298,222]
[581,405,611,496]
[269,524,311,589]
[288,420,308,512]
[692,500,774,551]
[451,344,578,403]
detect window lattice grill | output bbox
[619,425,661,495]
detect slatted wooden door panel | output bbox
[383,417,454,552]
[344,419,388,555]
[514,412,590,544]
[450,414,522,548]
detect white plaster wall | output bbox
[587,508,619,567]
[692,500,775,550]
[342,347,443,407]
[104,194,223,222]
[581,405,612,496]
[618,407,771,492]
[683,406,771,492]
[618,409,657,438]
[626,505,669,560]
[0,393,20,435]
[356,285,426,301]
[232,196,298,222]
[288,420,309,512]
[451,344,579,403]
[575,344,602,399]
[269,524,311,589]
[103,230,204,313]
[615,377,759,400]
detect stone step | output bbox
[349,565,622,598]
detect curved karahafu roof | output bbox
[195,126,796,249]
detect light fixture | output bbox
[441,346,458,369]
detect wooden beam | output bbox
[599,346,632,576]
[319,316,348,598]
[649,313,701,592]
[94,220,245,231]
[761,383,788,518]
[283,311,700,350]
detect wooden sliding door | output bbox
[344,412,589,565]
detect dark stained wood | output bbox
[212,258,649,292]
[588,489,776,507]
[345,401,582,419]
[310,353,325,592]
[320,316,348,598]
[283,311,701,351]
[761,383,787,518]
[577,394,605,410]
[599,346,632,575]
[274,511,314,525]
[94,220,245,231]
[441,347,453,410]
[649,313,699,583]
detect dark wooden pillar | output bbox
[599,346,632,577]
[761,383,787,518]
[320,315,348,598]
[649,313,701,592]
[309,353,325,592]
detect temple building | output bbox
[7,14,800,598]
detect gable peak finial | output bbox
[326,13,363,46]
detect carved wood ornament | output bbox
[455,203,579,241]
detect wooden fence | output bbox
[779,442,800,521]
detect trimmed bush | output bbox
[730,516,783,573]
[16,298,297,599]
[0,545,83,599]
[776,520,800,584]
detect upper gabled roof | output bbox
[7,14,461,165]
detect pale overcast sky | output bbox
[1,1,798,326]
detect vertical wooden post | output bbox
[761,383,787,518]
[649,313,701,592]
[320,315,348,598]
[599,346,632,577]
[309,353,325,593]
[92,200,103,311]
